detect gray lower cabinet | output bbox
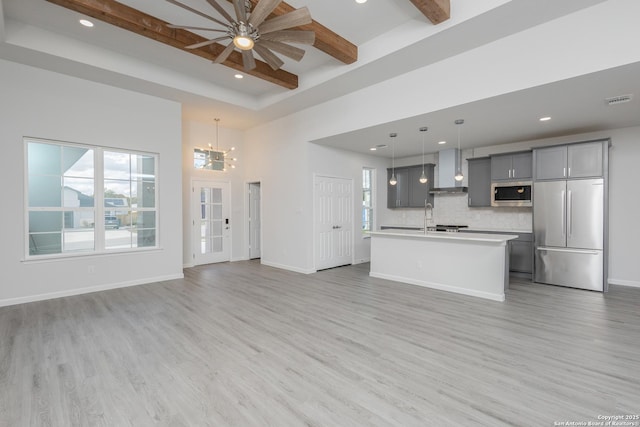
[509,233,533,274]
[387,164,434,208]
[460,230,533,275]
[534,140,605,180]
[467,157,491,207]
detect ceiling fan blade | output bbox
[165,0,229,27]
[248,0,281,28]
[242,49,257,71]
[259,7,312,35]
[253,44,284,70]
[260,30,315,45]
[186,36,230,50]
[213,42,237,63]
[205,0,235,23]
[257,40,305,61]
[232,0,247,22]
[167,24,227,33]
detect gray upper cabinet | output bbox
[467,157,491,207]
[491,152,532,181]
[387,164,434,208]
[511,153,533,180]
[387,168,409,208]
[568,141,603,178]
[534,145,567,180]
[408,165,434,208]
[534,141,604,180]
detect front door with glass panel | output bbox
[193,181,230,265]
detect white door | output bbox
[193,181,230,265]
[249,182,261,259]
[314,176,353,270]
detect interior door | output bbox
[248,182,261,259]
[193,181,230,265]
[314,176,353,271]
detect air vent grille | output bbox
[605,94,633,105]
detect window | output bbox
[362,167,375,236]
[26,138,158,258]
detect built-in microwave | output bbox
[491,181,532,207]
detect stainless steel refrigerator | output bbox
[533,178,605,291]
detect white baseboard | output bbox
[231,256,250,262]
[0,273,185,308]
[260,260,315,275]
[370,271,505,302]
[354,258,370,265]
[183,262,195,269]
[608,278,640,288]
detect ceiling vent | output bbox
[605,94,633,106]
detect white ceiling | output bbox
[1,0,638,157]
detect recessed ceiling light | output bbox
[234,74,244,79]
[539,116,551,122]
[369,147,377,151]
[438,140,447,145]
[355,0,367,3]
[79,19,94,27]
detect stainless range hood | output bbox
[430,148,468,194]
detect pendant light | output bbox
[419,127,428,184]
[204,118,237,171]
[454,119,464,182]
[389,132,398,186]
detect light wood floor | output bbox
[1,261,639,426]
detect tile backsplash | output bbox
[380,193,532,231]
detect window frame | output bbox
[24,137,160,260]
[362,167,375,238]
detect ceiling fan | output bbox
[166,0,315,71]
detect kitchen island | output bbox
[369,230,518,301]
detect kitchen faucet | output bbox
[424,202,433,234]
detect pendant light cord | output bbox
[214,118,220,161]
[422,137,425,174]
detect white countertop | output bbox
[466,227,532,234]
[379,225,532,234]
[369,230,518,243]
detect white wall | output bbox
[181,119,245,266]
[243,116,315,273]
[0,59,184,306]
[290,0,640,144]
[308,144,390,265]
[243,114,390,272]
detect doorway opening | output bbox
[248,182,261,260]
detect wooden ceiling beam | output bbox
[245,0,357,64]
[409,0,450,25]
[45,0,298,89]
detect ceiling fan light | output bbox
[233,35,254,50]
